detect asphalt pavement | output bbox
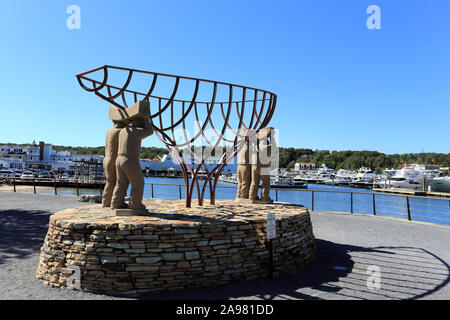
[0,192,449,300]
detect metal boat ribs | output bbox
[76,65,277,207]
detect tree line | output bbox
[278,148,450,172]
[3,142,449,172]
[38,145,450,172]
[50,145,168,161]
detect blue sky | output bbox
[0,0,449,154]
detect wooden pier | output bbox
[373,187,450,198]
[0,177,104,195]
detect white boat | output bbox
[0,169,14,177]
[386,168,424,189]
[336,177,351,185]
[388,178,422,189]
[293,176,308,188]
[336,169,356,180]
[271,176,307,188]
[317,164,335,175]
[355,167,378,182]
[20,171,35,180]
[38,170,53,178]
[219,174,238,184]
[426,176,450,193]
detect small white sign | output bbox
[267,212,276,240]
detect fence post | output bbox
[151,183,154,198]
[311,191,315,211]
[54,180,57,195]
[13,178,16,192]
[372,194,376,215]
[406,196,411,221]
[76,181,80,196]
[350,192,353,214]
[33,179,36,194]
[179,185,182,200]
[276,189,278,202]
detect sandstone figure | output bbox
[249,127,276,203]
[102,120,129,207]
[236,136,251,200]
[111,109,153,210]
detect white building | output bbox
[141,154,237,174]
[0,145,11,155]
[0,141,104,172]
[294,162,316,171]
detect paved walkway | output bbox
[0,193,449,300]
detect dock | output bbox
[373,187,450,198]
[0,177,104,194]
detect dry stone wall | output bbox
[37,199,315,295]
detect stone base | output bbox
[235,198,274,204]
[36,199,315,296]
[114,208,148,216]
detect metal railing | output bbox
[0,177,105,196]
[2,177,449,226]
[143,182,450,226]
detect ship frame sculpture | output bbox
[76,65,277,207]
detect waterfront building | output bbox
[140,153,238,174]
[1,141,237,175]
[294,162,316,171]
[0,145,12,155]
[0,141,104,173]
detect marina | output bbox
[2,0,450,303]
[1,142,448,193]
[3,176,449,227]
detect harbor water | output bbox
[39,176,450,226]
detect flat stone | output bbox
[162,253,184,261]
[158,243,174,249]
[135,257,162,264]
[115,209,137,216]
[108,243,130,249]
[101,256,118,264]
[185,251,200,260]
[210,239,230,246]
[126,266,159,272]
[124,248,145,254]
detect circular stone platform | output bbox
[37,199,315,295]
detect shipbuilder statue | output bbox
[108,100,154,212]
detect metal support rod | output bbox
[275,189,278,202]
[372,194,376,215]
[268,239,274,278]
[350,192,353,214]
[54,181,57,195]
[406,196,411,221]
[33,179,36,194]
[13,178,16,192]
[311,191,315,211]
[179,185,182,200]
[151,184,154,198]
[76,182,80,196]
